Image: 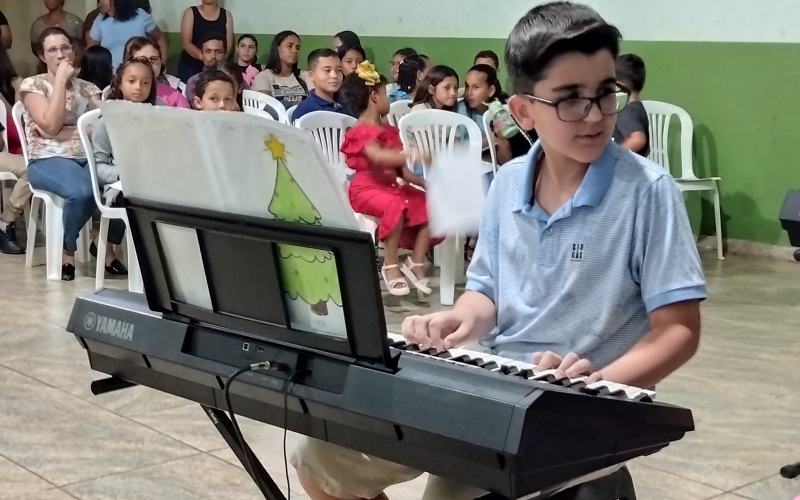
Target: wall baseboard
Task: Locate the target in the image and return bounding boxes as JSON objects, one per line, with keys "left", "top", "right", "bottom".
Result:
{"left": 696, "top": 236, "right": 799, "bottom": 262}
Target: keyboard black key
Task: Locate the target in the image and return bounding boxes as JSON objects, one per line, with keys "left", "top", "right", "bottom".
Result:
{"left": 500, "top": 365, "right": 520, "bottom": 375}
{"left": 478, "top": 361, "right": 499, "bottom": 371}
{"left": 436, "top": 351, "right": 453, "bottom": 359}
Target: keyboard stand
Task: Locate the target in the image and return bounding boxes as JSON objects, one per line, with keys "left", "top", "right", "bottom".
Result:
{"left": 201, "top": 405, "right": 287, "bottom": 500}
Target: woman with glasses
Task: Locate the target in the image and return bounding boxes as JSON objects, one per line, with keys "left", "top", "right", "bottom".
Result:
{"left": 19, "top": 27, "right": 103, "bottom": 281}
{"left": 125, "top": 36, "right": 189, "bottom": 108}
{"left": 87, "top": 0, "right": 167, "bottom": 69}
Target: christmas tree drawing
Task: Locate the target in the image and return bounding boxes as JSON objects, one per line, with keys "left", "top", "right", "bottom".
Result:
{"left": 265, "top": 135, "right": 342, "bottom": 318}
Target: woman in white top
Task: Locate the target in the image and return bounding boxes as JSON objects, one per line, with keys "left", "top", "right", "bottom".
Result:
{"left": 20, "top": 27, "right": 102, "bottom": 280}
{"left": 251, "top": 31, "right": 308, "bottom": 108}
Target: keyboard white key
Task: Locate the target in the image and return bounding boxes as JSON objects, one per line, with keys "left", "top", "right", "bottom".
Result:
{"left": 386, "top": 333, "right": 656, "bottom": 401}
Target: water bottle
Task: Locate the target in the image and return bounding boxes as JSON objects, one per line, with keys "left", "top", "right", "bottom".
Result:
{"left": 487, "top": 100, "right": 520, "bottom": 139}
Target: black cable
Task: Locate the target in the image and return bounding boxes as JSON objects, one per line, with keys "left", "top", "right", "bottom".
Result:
{"left": 223, "top": 361, "right": 291, "bottom": 497}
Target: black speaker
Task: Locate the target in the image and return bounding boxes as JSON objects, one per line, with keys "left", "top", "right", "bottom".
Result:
{"left": 779, "top": 190, "right": 800, "bottom": 249}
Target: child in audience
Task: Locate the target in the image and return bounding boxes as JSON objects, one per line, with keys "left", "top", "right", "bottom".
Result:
{"left": 473, "top": 49, "right": 499, "bottom": 69}
{"left": 125, "top": 36, "right": 190, "bottom": 108}
{"left": 235, "top": 34, "right": 262, "bottom": 88}
{"left": 251, "top": 31, "right": 309, "bottom": 108}
{"left": 335, "top": 61, "right": 432, "bottom": 299}
{"left": 386, "top": 47, "right": 416, "bottom": 95}
{"left": 193, "top": 69, "right": 238, "bottom": 111}
{"left": 185, "top": 32, "right": 227, "bottom": 108}
{"left": 613, "top": 53, "right": 650, "bottom": 157}
{"left": 389, "top": 54, "right": 428, "bottom": 102}
{"left": 337, "top": 43, "right": 365, "bottom": 77}
{"left": 211, "top": 60, "right": 244, "bottom": 110}
{"left": 292, "top": 49, "right": 347, "bottom": 121}
{"left": 90, "top": 56, "right": 160, "bottom": 275}
{"left": 333, "top": 30, "right": 361, "bottom": 51}
{"left": 78, "top": 46, "right": 113, "bottom": 91}
{"left": 410, "top": 64, "right": 459, "bottom": 112}
{"left": 457, "top": 64, "right": 506, "bottom": 143}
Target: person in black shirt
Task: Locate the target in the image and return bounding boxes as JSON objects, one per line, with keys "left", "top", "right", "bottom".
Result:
{"left": 613, "top": 53, "right": 650, "bottom": 157}
{"left": 0, "top": 10, "right": 11, "bottom": 49}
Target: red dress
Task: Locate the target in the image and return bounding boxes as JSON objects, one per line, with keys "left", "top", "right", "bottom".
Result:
{"left": 341, "top": 123, "right": 429, "bottom": 249}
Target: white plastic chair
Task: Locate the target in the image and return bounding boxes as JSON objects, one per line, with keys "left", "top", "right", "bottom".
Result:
{"left": 178, "top": 81, "right": 187, "bottom": 97}
{"left": 398, "top": 109, "right": 485, "bottom": 305}
{"left": 101, "top": 86, "right": 111, "bottom": 101}
{"left": 296, "top": 110, "right": 378, "bottom": 240}
{"left": 286, "top": 105, "right": 298, "bottom": 124}
{"left": 387, "top": 99, "right": 411, "bottom": 127}
{"left": 165, "top": 74, "right": 181, "bottom": 89}
{"left": 242, "top": 89, "right": 287, "bottom": 123}
{"left": 13, "top": 101, "right": 91, "bottom": 280}
{"left": 78, "top": 110, "right": 143, "bottom": 292}
{"left": 0, "top": 109, "right": 31, "bottom": 229}
{"left": 244, "top": 107, "right": 275, "bottom": 121}
{"left": 483, "top": 109, "right": 499, "bottom": 170}
{"left": 643, "top": 100, "right": 723, "bottom": 261}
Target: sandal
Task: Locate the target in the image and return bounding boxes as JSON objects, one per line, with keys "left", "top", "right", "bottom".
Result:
{"left": 381, "top": 264, "right": 410, "bottom": 296}
{"left": 401, "top": 257, "right": 432, "bottom": 301}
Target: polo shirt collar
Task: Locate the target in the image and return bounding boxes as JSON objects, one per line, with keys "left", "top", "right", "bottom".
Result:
{"left": 309, "top": 90, "right": 342, "bottom": 111}
{"left": 513, "top": 140, "right": 616, "bottom": 213}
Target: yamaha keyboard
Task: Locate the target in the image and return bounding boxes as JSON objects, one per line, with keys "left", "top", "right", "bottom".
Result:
{"left": 68, "top": 288, "right": 693, "bottom": 499}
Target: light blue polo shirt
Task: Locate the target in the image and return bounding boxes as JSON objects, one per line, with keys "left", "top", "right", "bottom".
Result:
{"left": 466, "top": 140, "right": 706, "bottom": 370}
{"left": 90, "top": 9, "right": 157, "bottom": 68}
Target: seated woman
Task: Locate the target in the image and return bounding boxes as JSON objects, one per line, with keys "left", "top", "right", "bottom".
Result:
{"left": 90, "top": 56, "right": 161, "bottom": 275}
{"left": 339, "top": 61, "right": 433, "bottom": 300}
{"left": 251, "top": 31, "right": 308, "bottom": 108}
{"left": 235, "top": 34, "right": 262, "bottom": 88}
{"left": 125, "top": 36, "right": 189, "bottom": 108}
{"left": 20, "top": 27, "right": 103, "bottom": 281}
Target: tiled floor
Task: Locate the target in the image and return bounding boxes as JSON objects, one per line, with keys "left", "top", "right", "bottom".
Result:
{"left": 1, "top": 248, "right": 800, "bottom": 500}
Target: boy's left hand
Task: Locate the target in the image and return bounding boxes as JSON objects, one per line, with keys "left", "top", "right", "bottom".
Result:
{"left": 533, "top": 351, "right": 603, "bottom": 383}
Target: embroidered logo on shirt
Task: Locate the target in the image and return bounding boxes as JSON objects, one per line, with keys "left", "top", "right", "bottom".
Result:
{"left": 571, "top": 243, "right": 584, "bottom": 261}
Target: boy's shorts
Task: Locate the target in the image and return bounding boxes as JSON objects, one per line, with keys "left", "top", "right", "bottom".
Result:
{"left": 291, "top": 436, "right": 423, "bottom": 500}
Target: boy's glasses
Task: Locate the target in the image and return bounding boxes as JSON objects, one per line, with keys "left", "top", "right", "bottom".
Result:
{"left": 523, "top": 84, "right": 631, "bottom": 122}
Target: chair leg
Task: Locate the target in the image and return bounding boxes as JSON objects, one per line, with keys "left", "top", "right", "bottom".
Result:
{"left": 25, "top": 196, "right": 41, "bottom": 268}
{"left": 713, "top": 187, "right": 724, "bottom": 261}
{"left": 96, "top": 217, "right": 109, "bottom": 290}
{"left": 454, "top": 234, "right": 466, "bottom": 286}
{"left": 126, "top": 233, "right": 143, "bottom": 293}
{"left": 439, "top": 235, "right": 457, "bottom": 306}
{"left": 45, "top": 201, "right": 64, "bottom": 281}
{"left": 76, "top": 222, "right": 92, "bottom": 264}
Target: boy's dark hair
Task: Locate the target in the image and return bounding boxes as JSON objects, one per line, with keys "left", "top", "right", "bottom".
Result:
{"left": 397, "top": 54, "right": 426, "bottom": 94}
{"left": 337, "top": 43, "right": 366, "bottom": 62}
{"left": 211, "top": 60, "right": 244, "bottom": 91}
{"left": 195, "top": 69, "right": 235, "bottom": 99}
{"left": 108, "top": 57, "right": 158, "bottom": 104}
{"left": 394, "top": 47, "right": 417, "bottom": 58}
{"left": 103, "top": 0, "right": 139, "bottom": 22}
{"left": 505, "top": 1, "right": 622, "bottom": 94}
{"left": 339, "top": 72, "right": 388, "bottom": 115}
{"left": 474, "top": 50, "right": 500, "bottom": 67}
{"left": 198, "top": 32, "right": 227, "bottom": 51}
{"left": 335, "top": 31, "right": 361, "bottom": 48}
{"left": 308, "top": 48, "right": 339, "bottom": 70}
{"left": 616, "top": 53, "right": 646, "bottom": 93}
{"left": 411, "top": 65, "right": 459, "bottom": 110}
{"left": 79, "top": 46, "right": 114, "bottom": 91}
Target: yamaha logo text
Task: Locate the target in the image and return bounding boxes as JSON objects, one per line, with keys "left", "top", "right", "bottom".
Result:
{"left": 83, "top": 312, "right": 134, "bottom": 341}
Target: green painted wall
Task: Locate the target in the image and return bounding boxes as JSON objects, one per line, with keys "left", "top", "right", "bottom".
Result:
{"left": 165, "top": 33, "right": 797, "bottom": 246}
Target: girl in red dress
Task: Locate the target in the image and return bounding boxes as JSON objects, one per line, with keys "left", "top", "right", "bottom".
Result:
{"left": 339, "top": 61, "right": 433, "bottom": 300}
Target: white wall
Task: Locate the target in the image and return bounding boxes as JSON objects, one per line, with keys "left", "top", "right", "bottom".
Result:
{"left": 149, "top": 0, "right": 800, "bottom": 43}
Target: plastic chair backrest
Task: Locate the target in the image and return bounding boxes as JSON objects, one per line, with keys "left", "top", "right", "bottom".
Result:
{"left": 286, "top": 105, "right": 298, "bottom": 124}
{"left": 242, "top": 89, "right": 287, "bottom": 123}
{"left": 483, "top": 109, "right": 499, "bottom": 169}
{"left": 642, "top": 100, "right": 697, "bottom": 180}
{"left": 165, "top": 74, "right": 181, "bottom": 89}
{"left": 0, "top": 109, "right": 6, "bottom": 152}
{"left": 398, "top": 109, "right": 483, "bottom": 177}
{"left": 387, "top": 99, "right": 411, "bottom": 127}
{"left": 11, "top": 101, "right": 30, "bottom": 166}
{"left": 245, "top": 107, "right": 275, "bottom": 121}
{"left": 77, "top": 109, "right": 109, "bottom": 215}
{"left": 102, "top": 86, "right": 111, "bottom": 101}
{"left": 295, "top": 111, "right": 357, "bottom": 186}
{"left": 177, "top": 81, "right": 187, "bottom": 97}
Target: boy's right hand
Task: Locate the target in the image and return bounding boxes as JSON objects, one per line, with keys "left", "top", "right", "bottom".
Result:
{"left": 402, "top": 309, "right": 475, "bottom": 351}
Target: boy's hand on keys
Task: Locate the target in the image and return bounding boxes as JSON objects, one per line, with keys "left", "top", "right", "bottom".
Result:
{"left": 533, "top": 351, "right": 603, "bottom": 383}
{"left": 402, "top": 310, "right": 475, "bottom": 351}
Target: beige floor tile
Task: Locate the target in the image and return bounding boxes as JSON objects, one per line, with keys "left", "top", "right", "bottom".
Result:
{"left": 9, "top": 489, "right": 79, "bottom": 500}
{"left": 0, "top": 455, "right": 54, "bottom": 500}
{"left": 638, "top": 423, "right": 798, "bottom": 492}
{"left": 0, "top": 367, "right": 197, "bottom": 486}
{"left": 733, "top": 473, "right": 800, "bottom": 500}
{"left": 708, "top": 494, "right": 753, "bottom": 500}
{"left": 627, "top": 461, "right": 724, "bottom": 499}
